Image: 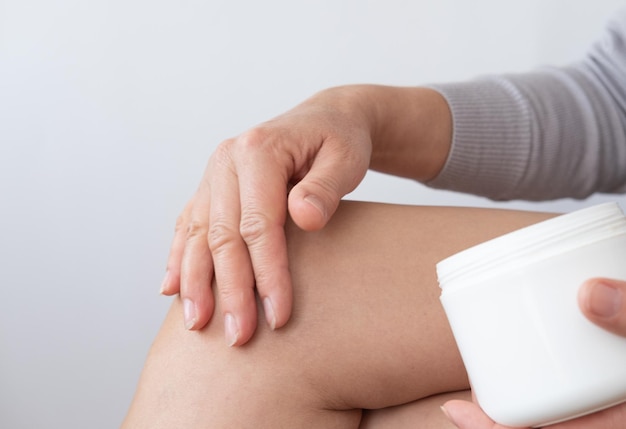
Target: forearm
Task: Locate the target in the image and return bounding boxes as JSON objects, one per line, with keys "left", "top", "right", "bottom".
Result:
{"left": 364, "top": 85, "right": 452, "bottom": 182}
{"left": 429, "top": 11, "right": 626, "bottom": 201}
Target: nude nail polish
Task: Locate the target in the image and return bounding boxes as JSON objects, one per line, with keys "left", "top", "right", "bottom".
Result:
{"left": 588, "top": 281, "right": 622, "bottom": 318}
{"left": 225, "top": 313, "right": 239, "bottom": 347}
{"left": 263, "top": 297, "right": 277, "bottom": 331}
{"left": 440, "top": 406, "right": 458, "bottom": 427}
{"left": 304, "top": 195, "right": 327, "bottom": 220}
{"left": 159, "top": 270, "right": 170, "bottom": 294}
{"left": 183, "top": 299, "right": 197, "bottom": 330}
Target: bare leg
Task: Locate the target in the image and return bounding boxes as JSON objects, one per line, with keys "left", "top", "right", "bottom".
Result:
{"left": 122, "top": 201, "right": 555, "bottom": 429}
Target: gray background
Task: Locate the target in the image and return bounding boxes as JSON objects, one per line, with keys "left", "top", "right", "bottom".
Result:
{"left": 1, "top": 1, "right": 624, "bottom": 427}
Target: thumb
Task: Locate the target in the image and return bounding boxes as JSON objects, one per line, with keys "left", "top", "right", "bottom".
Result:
{"left": 442, "top": 400, "right": 510, "bottom": 429}
{"left": 287, "top": 140, "right": 369, "bottom": 231}
{"left": 578, "top": 277, "right": 626, "bottom": 337}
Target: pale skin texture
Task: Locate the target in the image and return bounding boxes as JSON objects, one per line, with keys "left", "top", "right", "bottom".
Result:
{"left": 152, "top": 84, "right": 626, "bottom": 427}
{"left": 160, "top": 85, "right": 452, "bottom": 345}
{"left": 127, "top": 201, "right": 626, "bottom": 428}
{"left": 123, "top": 201, "right": 555, "bottom": 429}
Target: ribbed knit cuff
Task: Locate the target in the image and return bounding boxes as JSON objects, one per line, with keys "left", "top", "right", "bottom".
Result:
{"left": 426, "top": 78, "right": 533, "bottom": 200}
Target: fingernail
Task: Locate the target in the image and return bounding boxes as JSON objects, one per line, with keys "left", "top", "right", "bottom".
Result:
{"left": 304, "top": 195, "right": 326, "bottom": 220}
{"left": 589, "top": 281, "right": 622, "bottom": 318}
{"left": 225, "top": 313, "right": 240, "bottom": 347}
{"left": 183, "top": 298, "right": 197, "bottom": 330}
{"left": 440, "top": 405, "right": 459, "bottom": 428}
{"left": 263, "top": 297, "right": 277, "bottom": 330}
{"left": 160, "top": 270, "right": 170, "bottom": 294}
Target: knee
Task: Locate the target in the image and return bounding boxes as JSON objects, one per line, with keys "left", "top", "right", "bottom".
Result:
{"left": 123, "top": 297, "right": 359, "bottom": 428}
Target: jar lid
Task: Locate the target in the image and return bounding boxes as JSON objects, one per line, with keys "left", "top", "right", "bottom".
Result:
{"left": 437, "top": 202, "right": 626, "bottom": 294}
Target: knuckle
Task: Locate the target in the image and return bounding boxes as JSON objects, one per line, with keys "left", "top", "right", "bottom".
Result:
{"left": 232, "top": 126, "right": 297, "bottom": 173}
{"left": 186, "top": 219, "right": 207, "bottom": 240}
{"left": 174, "top": 213, "right": 187, "bottom": 234}
{"left": 218, "top": 285, "right": 247, "bottom": 306}
{"left": 239, "top": 211, "right": 272, "bottom": 246}
{"left": 209, "top": 141, "right": 236, "bottom": 171}
{"left": 238, "top": 127, "right": 293, "bottom": 163}
{"left": 207, "top": 220, "right": 238, "bottom": 252}
{"left": 174, "top": 199, "right": 195, "bottom": 234}
{"left": 237, "top": 127, "right": 270, "bottom": 151}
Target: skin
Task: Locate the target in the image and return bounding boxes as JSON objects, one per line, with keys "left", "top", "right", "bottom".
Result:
{"left": 154, "top": 83, "right": 626, "bottom": 427}
{"left": 124, "top": 201, "right": 555, "bottom": 429}
{"left": 160, "top": 85, "right": 452, "bottom": 345}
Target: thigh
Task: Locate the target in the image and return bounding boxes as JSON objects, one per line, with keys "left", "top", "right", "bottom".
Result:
{"left": 280, "top": 201, "right": 554, "bottom": 410}
{"left": 122, "top": 201, "right": 555, "bottom": 429}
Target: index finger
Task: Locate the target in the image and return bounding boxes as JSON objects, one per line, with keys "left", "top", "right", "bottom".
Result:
{"left": 236, "top": 135, "right": 294, "bottom": 331}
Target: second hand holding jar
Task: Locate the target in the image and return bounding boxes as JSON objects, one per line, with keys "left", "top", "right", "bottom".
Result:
{"left": 437, "top": 202, "right": 626, "bottom": 428}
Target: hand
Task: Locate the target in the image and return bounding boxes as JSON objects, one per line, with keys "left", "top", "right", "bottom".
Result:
{"left": 441, "top": 396, "right": 626, "bottom": 429}
{"left": 159, "top": 85, "right": 451, "bottom": 346}
{"left": 441, "top": 277, "right": 626, "bottom": 428}
{"left": 161, "top": 88, "right": 373, "bottom": 346}
{"left": 578, "top": 277, "right": 626, "bottom": 336}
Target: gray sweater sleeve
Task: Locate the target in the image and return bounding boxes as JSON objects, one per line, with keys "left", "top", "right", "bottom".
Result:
{"left": 427, "top": 9, "right": 626, "bottom": 201}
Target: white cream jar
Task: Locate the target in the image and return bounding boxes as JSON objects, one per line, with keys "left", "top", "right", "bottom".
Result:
{"left": 437, "top": 202, "right": 626, "bottom": 427}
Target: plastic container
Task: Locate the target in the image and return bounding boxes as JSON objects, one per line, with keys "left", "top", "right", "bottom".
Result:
{"left": 437, "top": 202, "right": 626, "bottom": 427}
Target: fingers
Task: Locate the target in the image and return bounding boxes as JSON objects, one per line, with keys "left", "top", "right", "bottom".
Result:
{"left": 237, "top": 137, "right": 293, "bottom": 332}
{"left": 162, "top": 135, "right": 295, "bottom": 345}
{"left": 207, "top": 144, "right": 257, "bottom": 346}
{"left": 161, "top": 111, "right": 371, "bottom": 346}
{"left": 161, "top": 194, "right": 217, "bottom": 332}
{"left": 579, "top": 277, "right": 626, "bottom": 337}
{"left": 160, "top": 205, "right": 188, "bottom": 296}
{"left": 441, "top": 400, "right": 505, "bottom": 429}
{"left": 179, "top": 190, "right": 216, "bottom": 331}
{"left": 288, "top": 135, "right": 370, "bottom": 231}
{"left": 206, "top": 129, "right": 370, "bottom": 344}
{"left": 442, "top": 399, "right": 626, "bottom": 429}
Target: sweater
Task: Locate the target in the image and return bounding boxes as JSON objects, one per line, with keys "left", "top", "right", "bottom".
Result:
{"left": 428, "top": 9, "right": 626, "bottom": 201}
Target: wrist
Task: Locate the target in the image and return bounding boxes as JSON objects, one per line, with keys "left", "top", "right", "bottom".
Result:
{"left": 340, "top": 85, "right": 452, "bottom": 182}
{"left": 310, "top": 84, "right": 452, "bottom": 182}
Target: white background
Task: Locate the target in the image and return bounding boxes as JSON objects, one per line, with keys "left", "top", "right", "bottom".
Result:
{"left": 1, "top": 1, "right": 624, "bottom": 427}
